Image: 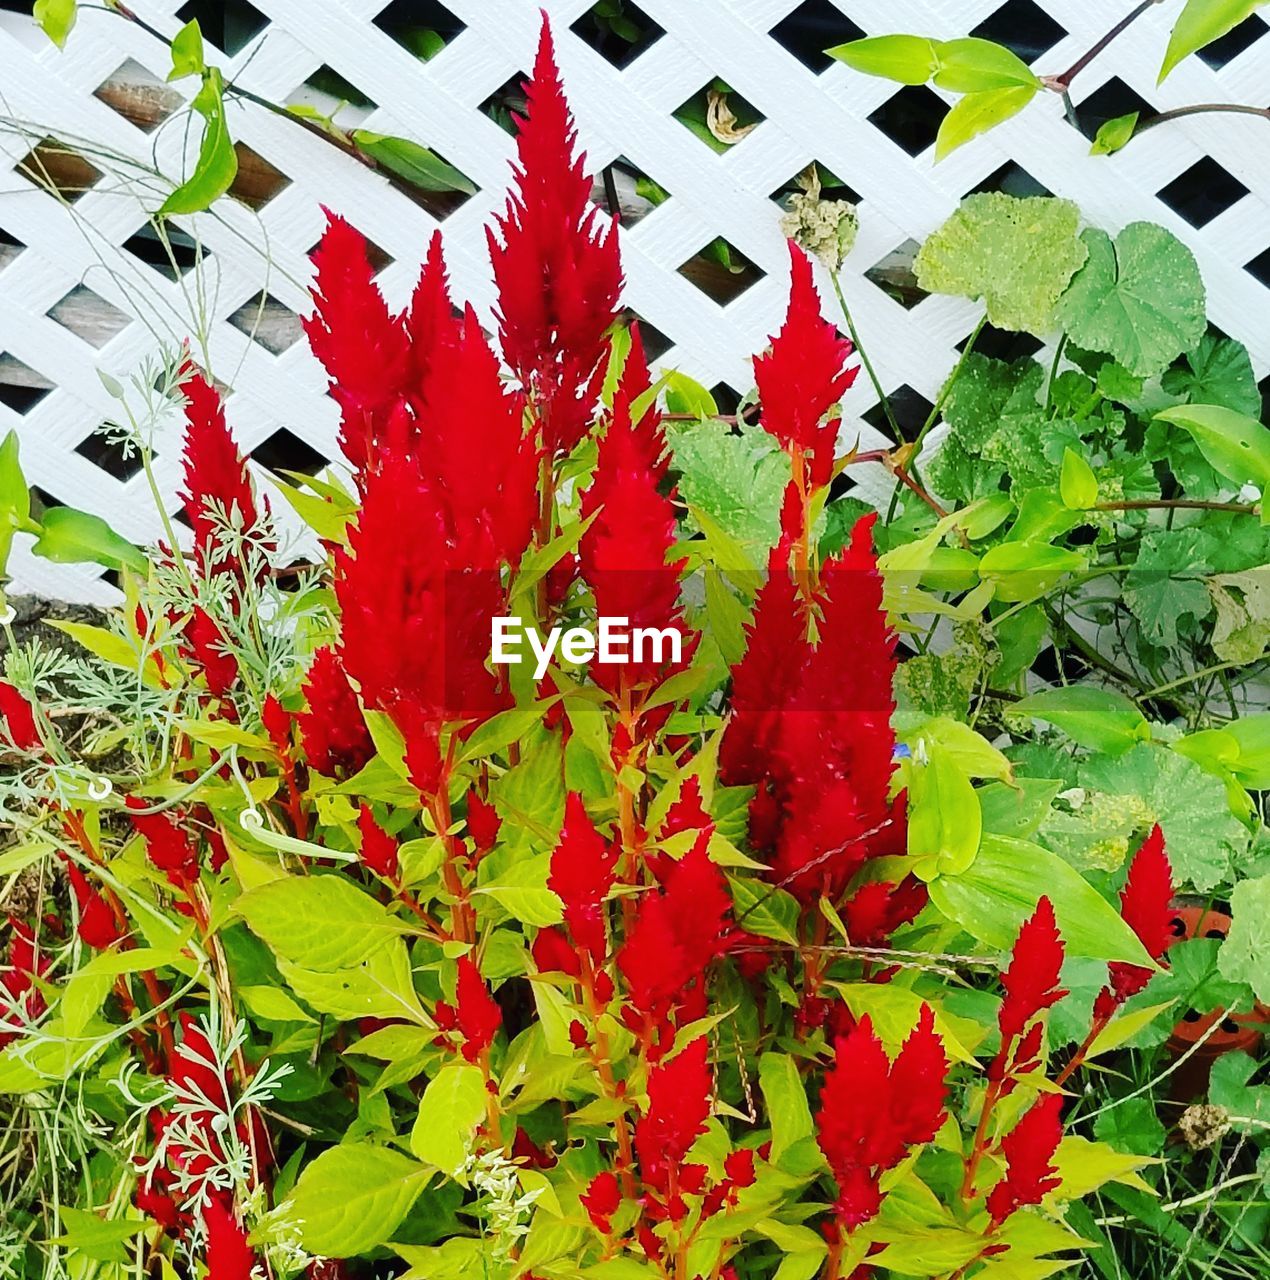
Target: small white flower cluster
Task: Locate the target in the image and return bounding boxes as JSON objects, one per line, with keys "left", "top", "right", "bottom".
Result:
{"left": 463, "top": 1148, "right": 544, "bottom": 1263}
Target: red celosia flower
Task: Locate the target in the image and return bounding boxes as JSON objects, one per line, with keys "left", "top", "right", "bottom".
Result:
{"left": 171, "top": 1013, "right": 230, "bottom": 1114}
{"left": 579, "top": 328, "right": 688, "bottom": 693}
{"left": 531, "top": 925, "right": 582, "bottom": 979}
{"left": 297, "top": 646, "right": 374, "bottom": 779}
{"left": 634, "top": 1038, "right": 712, "bottom": 1200}
{"left": 62, "top": 859, "right": 122, "bottom": 950}
{"left": 753, "top": 242, "right": 857, "bottom": 487}
{"left": 182, "top": 607, "right": 239, "bottom": 697}
{"left": 1098, "top": 825, "right": 1173, "bottom": 1016}
{"left": 581, "top": 1169, "right": 621, "bottom": 1234}
{"left": 986, "top": 1093, "right": 1064, "bottom": 1225}
{"left": 0, "top": 680, "right": 39, "bottom": 751}
{"left": 842, "top": 879, "right": 928, "bottom": 947}
{"left": 455, "top": 956, "right": 501, "bottom": 1063}
{"left": 486, "top": 15, "right": 622, "bottom": 457}
{"left": 202, "top": 1196, "right": 259, "bottom": 1280}
{"left": 816, "top": 1006, "right": 948, "bottom": 1230}
{"left": 724, "top": 1147, "right": 757, "bottom": 1189}
{"left": 405, "top": 229, "right": 461, "bottom": 403}
{"left": 126, "top": 796, "right": 199, "bottom": 889}
{"left": 998, "top": 897, "right": 1067, "bottom": 1043}
{"left": 658, "top": 776, "right": 713, "bottom": 841}
{"left": 261, "top": 693, "right": 291, "bottom": 755}
{"left": 179, "top": 370, "right": 268, "bottom": 576}
{"left": 1, "top": 918, "right": 51, "bottom": 1049}
{"left": 357, "top": 805, "right": 399, "bottom": 882}
{"left": 465, "top": 789, "right": 502, "bottom": 853}
{"left": 549, "top": 793, "right": 617, "bottom": 964}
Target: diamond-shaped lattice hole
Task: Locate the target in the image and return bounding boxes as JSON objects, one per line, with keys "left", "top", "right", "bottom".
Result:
{"left": 1157, "top": 157, "right": 1249, "bottom": 228}
{"left": 674, "top": 82, "right": 766, "bottom": 153}
{"left": 0, "top": 356, "right": 52, "bottom": 415}
{"left": 94, "top": 59, "right": 183, "bottom": 134}
{"left": 175, "top": 0, "right": 268, "bottom": 56}
{"left": 75, "top": 428, "right": 142, "bottom": 482}
{"left": 960, "top": 324, "right": 1044, "bottom": 361}
{"left": 0, "top": 228, "right": 24, "bottom": 273}
{"left": 227, "top": 292, "right": 304, "bottom": 355}
{"left": 971, "top": 0, "right": 1066, "bottom": 61}
{"left": 229, "top": 143, "right": 292, "bottom": 209}
{"left": 481, "top": 71, "right": 529, "bottom": 134}
{"left": 14, "top": 138, "right": 103, "bottom": 203}
{"left": 678, "top": 240, "right": 766, "bottom": 305}
{"left": 1073, "top": 77, "right": 1152, "bottom": 142}
{"left": 770, "top": 161, "right": 862, "bottom": 214}
{"left": 624, "top": 314, "right": 673, "bottom": 363}
{"left": 1245, "top": 245, "right": 1270, "bottom": 289}
{"left": 47, "top": 286, "right": 131, "bottom": 349}
{"left": 301, "top": 65, "right": 378, "bottom": 110}
{"left": 867, "top": 86, "right": 945, "bottom": 158}
{"left": 253, "top": 427, "right": 328, "bottom": 476}
{"left": 571, "top": 2, "right": 664, "bottom": 69}
{"left": 1199, "top": 14, "right": 1268, "bottom": 68}
{"left": 710, "top": 383, "right": 741, "bottom": 416}
{"left": 770, "top": 0, "right": 864, "bottom": 74}
{"left": 373, "top": 0, "right": 466, "bottom": 59}
{"left": 122, "top": 228, "right": 199, "bottom": 281}
{"left": 862, "top": 385, "right": 934, "bottom": 440}
{"left": 864, "top": 239, "right": 926, "bottom": 310}
{"left": 968, "top": 161, "right": 1050, "bottom": 199}
{"left": 308, "top": 230, "right": 393, "bottom": 275}
{"left": 592, "top": 158, "right": 670, "bottom": 227}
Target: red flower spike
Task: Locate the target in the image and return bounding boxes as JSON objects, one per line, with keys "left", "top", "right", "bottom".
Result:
{"left": 753, "top": 242, "right": 857, "bottom": 488}
{"left": 531, "top": 925, "right": 582, "bottom": 978}
{"left": 634, "top": 1038, "right": 712, "bottom": 1196}
{"left": 465, "top": 788, "right": 502, "bottom": 853}
{"left": 487, "top": 14, "right": 622, "bottom": 456}
{"left": 455, "top": 956, "right": 501, "bottom": 1062}
{"left": 998, "top": 897, "right": 1067, "bottom": 1043}
{"left": 405, "top": 229, "right": 461, "bottom": 398}
{"left": 62, "top": 860, "right": 122, "bottom": 950}
{"left": 0, "top": 681, "right": 40, "bottom": 751}
{"left": 888, "top": 1004, "right": 949, "bottom": 1147}
{"left": 261, "top": 694, "right": 291, "bottom": 755}
{"left": 581, "top": 1169, "right": 621, "bottom": 1233}
{"left": 357, "top": 805, "right": 399, "bottom": 882}
{"left": 1, "top": 918, "right": 51, "bottom": 1050}
{"left": 986, "top": 1093, "right": 1064, "bottom": 1225}
{"left": 724, "top": 1147, "right": 757, "bottom": 1189}
{"left": 125, "top": 796, "right": 199, "bottom": 889}
{"left": 659, "top": 776, "right": 713, "bottom": 840}
{"left": 203, "top": 1197, "right": 259, "bottom": 1280}
{"left": 1105, "top": 824, "right": 1174, "bottom": 1006}
{"left": 298, "top": 646, "right": 374, "bottom": 779}
{"left": 183, "top": 607, "right": 239, "bottom": 698}
{"left": 549, "top": 793, "right": 617, "bottom": 964}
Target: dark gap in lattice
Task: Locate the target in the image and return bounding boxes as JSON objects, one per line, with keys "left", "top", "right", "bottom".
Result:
{"left": 0, "top": 357, "right": 51, "bottom": 414}
{"left": 590, "top": 157, "right": 672, "bottom": 227}
{"left": 1156, "top": 157, "right": 1249, "bottom": 228}
{"left": 1199, "top": 15, "right": 1268, "bottom": 68}
{"left": 47, "top": 286, "right": 131, "bottom": 349}
{"left": 1260, "top": 372, "right": 1270, "bottom": 424}
{"left": 710, "top": 383, "right": 741, "bottom": 416}
{"left": 623, "top": 314, "right": 673, "bottom": 363}
{"left": 863, "top": 239, "right": 925, "bottom": 309}
{"left": 75, "top": 429, "right": 143, "bottom": 482}
{"left": 862, "top": 385, "right": 934, "bottom": 441}
{"left": 174, "top": 0, "right": 269, "bottom": 57}
{"left": 770, "top": 161, "right": 862, "bottom": 211}
{"left": 302, "top": 65, "right": 378, "bottom": 111}
{"left": 1244, "top": 245, "right": 1270, "bottom": 289}
{"left": 93, "top": 59, "right": 184, "bottom": 134}
{"left": 0, "top": 228, "right": 25, "bottom": 274}
{"left": 252, "top": 427, "right": 328, "bottom": 476}
{"left": 770, "top": 0, "right": 864, "bottom": 74}
{"left": 226, "top": 292, "right": 305, "bottom": 355}
{"left": 1071, "top": 77, "right": 1153, "bottom": 142}
{"left": 967, "top": 161, "right": 1050, "bottom": 199}
{"left": 480, "top": 71, "right": 530, "bottom": 134}
{"left": 959, "top": 325, "right": 1044, "bottom": 361}
{"left": 570, "top": 2, "right": 665, "bottom": 69}
{"left": 121, "top": 228, "right": 199, "bottom": 281}
{"left": 867, "top": 85, "right": 945, "bottom": 157}
{"left": 678, "top": 240, "right": 766, "bottom": 305}
{"left": 970, "top": 0, "right": 1066, "bottom": 61}
{"left": 673, "top": 81, "right": 767, "bottom": 153}
{"left": 29, "top": 488, "right": 64, "bottom": 520}
{"left": 13, "top": 137, "right": 103, "bottom": 203}
{"left": 307, "top": 230, "right": 393, "bottom": 275}
{"left": 229, "top": 142, "right": 292, "bottom": 209}
{"left": 373, "top": 0, "right": 466, "bottom": 60}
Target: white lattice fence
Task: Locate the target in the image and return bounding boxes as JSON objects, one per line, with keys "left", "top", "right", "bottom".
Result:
{"left": 2, "top": 0, "right": 1270, "bottom": 602}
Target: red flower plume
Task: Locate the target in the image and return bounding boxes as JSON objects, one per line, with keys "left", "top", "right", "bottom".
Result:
{"left": 357, "top": 805, "right": 399, "bottom": 882}
{"left": 634, "top": 1038, "right": 712, "bottom": 1198}
{"left": 1099, "top": 825, "right": 1174, "bottom": 1014}
{"left": 182, "top": 607, "right": 239, "bottom": 698}
{"left": 1, "top": 918, "right": 51, "bottom": 1050}
{"left": 62, "top": 860, "right": 122, "bottom": 950}
{"left": 549, "top": 793, "right": 617, "bottom": 964}
{"left": 581, "top": 1170, "right": 621, "bottom": 1234}
{"left": 298, "top": 646, "right": 374, "bottom": 779}
{"left": 986, "top": 1093, "right": 1064, "bottom": 1225}
{"left": 455, "top": 956, "right": 501, "bottom": 1063}
{"left": 125, "top": 796, "right": 199, "bottom": 889}
{"left": 465, "top": 788, "right": 502, "bottom": 854}
{"left": 753, "top": 242, "right": 857, "bottom": 487}
{"left": 202, "top": 1196, "right": 259, "bottom": 1280}
{"left": 487, "top": 14, "right": 622, "bottom": 456}
{"left": 998, "top": 897, "right": 1067, "bottom": 1043}
{"left": 0, "top": 680, "right": 40, "bottom": 751}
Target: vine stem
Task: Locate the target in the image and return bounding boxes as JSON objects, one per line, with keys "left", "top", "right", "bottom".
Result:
{"left": 1137, "top": 103, "right": 1270, "bottom": 131}
{"left": 1142, "top": 657, "right": 1250, "bottom": 700}
{"left": 1096, "top": 498, "right": 1256, "bottom": 515}
{"left": 1045, "top": 0, "right": 1165, "bottom": 92}
{"left": 828, "top": 269, "right": 900, "bottom": 441}
{"left": 909, "top": 312, "right": 988, "bottom": 472}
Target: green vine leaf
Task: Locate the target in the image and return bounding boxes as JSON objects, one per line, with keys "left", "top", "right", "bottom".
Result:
{"left": 158, "top": 69, "right": 238, "bottom": 216}
{"left": 351, "top": 131, "right": 477, "bottom": 194}
{"left": 931, "top": 38, "right": 1042, "bottom": 92}
{"left": 1218, "top": 874, "right": 1270, "bottom": 1002}
{"left": 30, "top": 507, "right": 147, "bottom": 573}
{"left": 33, "top": 0, "right": 76, "bottom": 49}
{"left": 168, "top": 18, "right": 206, "bottom": 81}
{"left": 934, "top": 85, "right": 1038, "bottom": 160}
{"left": 1090, "top": 112, "right": 1139, "bottom": 156}
{"left": 1153, "top": 404, "right": 1270, "bottom": 492}
{"left": 1160, "top": 0, "right": 1269, "bottom": 82}
{"left": 825, "top": 34, "right": 940, "bottom": 84}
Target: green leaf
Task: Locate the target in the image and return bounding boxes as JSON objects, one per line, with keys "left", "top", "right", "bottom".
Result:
{"left": 729, "top": 876, "right": 800, "bottom": 947}
{"left": 758, "top": 1053, "right": 814, "bottom": 1164}
{"left": 909, "top": 742, "right": 982, "bottom": 881}
{"left": 1060, "top": 447, "right": 1098, "bottom": 509}
{"left": 929, "top": 834, "right": 1156, "bottom": 966}
{"left": 239, "top": 984, "right": 316, "bottom": 1024}
{"left": 33, "top": 0, "right": 76, "bottom": 48}
{"left": 934, "top": 85, "right": 1038, "bottom": 160}
{"left": 1123, "top": 528, "right": 1214, "bottom": 649}
{"left": 932, "top": 38, "right": 1041, "bottom": 92}
{"left": 351, "top": 130, "right": 476, "bottom": 194}
{"left": 1153, "top": 404, "right": 1270, "bottom": 491}
{"left": 1052, "top": 1136, "right": 1153, "bottom": 1198}
{"left": 1055, "top": 224, "right": 1206, "bottom": 377}
{"left": 473, "top": 855, "right": 564, "bottom": 927}
{"left": 979, "top": 540, "right": 1085, "bottom": 603}
{"left": 914, "top": 194, "right": 1087, "bottom": 334}
{"left": 168, "top": 19, "right": 205, "bottom": 80}
{"left": 1012, "top": 686, "right": 1150, "bottom": 755}
{"left": 1218, "top": 874, "right": 1270, "bottom": 1002}
{"left": 1160, "top": 0, "right": 1268, "bottom": 82}
{"left": 238, "top": 875, "right": 410, "bottom": 970}
{"left": 1090, "top": 111, "right": 1139, "bottom": 155}
{"left": 48, "top": 1209, "right": 146, "bottom": 1262}
{"left": 411, "top": 1062, "right": 486, "bottom": 1175}
{"left": 825, "top": 34, "right": 940, "bottom": 85}
{"left": 158, "top": 69, "right": 238, "bottom": 216}
{"left": 1094, "top": 1097, "right": 1166, "bottom": 1157}
{"left": 49, "top": 620, "right": 160, "bottom": 684}
{"left": 460, "top": 697, "right": 555, "bottom": 762}
{"left": 278, "top": 941, "right": 428, "bottom": 1024}
{"left": 1162, "top": 334, "right": 1261, "bottom": 415}
{"left": 31, "top": 507, "right": 147, "bottom": 573}
{"left": 282, "top": 1144, "right": 431, "bottom": 1256}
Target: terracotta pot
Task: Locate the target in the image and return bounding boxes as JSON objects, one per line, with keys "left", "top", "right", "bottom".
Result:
{"left": 1165, "top": 904, "right": 1269, "bottom": 1100}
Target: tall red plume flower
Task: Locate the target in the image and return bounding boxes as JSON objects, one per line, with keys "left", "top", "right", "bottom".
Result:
{"left": 549, "top": 793, "right": 617, "bottom": 964}
{"left": 261, "top": 693, "right": 291, "bottom": 755}
{"left": 179, "top": 371, "right": 268, "bottom": 575}
{"left": 0, "top": 680, "right": 40, "bottom": 751}
{"left": 1, "top": 918, "right": 51, "bottom": 1049}
{"left": 202, "top": 1196, "right": 259, "bottom": 1280}
{"left": 754, "top": 242, "right": 857, "bottom": 488}
{"left": 634, "top": 1038, "right": 712, "bottom": 1201}
{"left": 298, "top": 646, "right": 375, "bottom": 779}
{"left": 985, "top": 1093, "right": 1064, "bottom": 1225}
{"left": 182, "top": 607, "right": 239, "bottom": 698}
{"left": 466, "top": 788, "right": 502, "bottom": 854}
{"left": 358, "top": 805, "right": 400, "bottom": 882}
{"left": 1098, "top": 825, "right": 1173, "bottom": 1016}
{"left": 487, "top": 14, "right": 622, "bottom": 457}
{"left": 125, "top": 797, "right": 199, "bottom": 889}
{"left": 842, "top": 879, "right": 928, "bottom": 947}
{"left": 406, "top": 229, "right": 461, "bottom": 399}
{"left": 579, "top": 328, "right": 688, "bottom": 693}
{"left": 455, "top": 956, "right": 502, "bottom": 1062}
{"left": 304, "top": 211, "right": 412, "bottom": 476}
{"left": 581, "top": 1169, "right": 621, "bottom": 1234}
{"left": 816, "top": 1006, "right": 948, "bottom": 1230}
{"left": 62, "top": 859, "right": 122, "bottom": 950}
{"left": 998, "top": 897, "right": 1067, "bottom": 1043}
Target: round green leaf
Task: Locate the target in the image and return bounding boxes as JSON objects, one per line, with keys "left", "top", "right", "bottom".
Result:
{"left": 1218, "top": 874, "right": 1270, "bottom": 1002}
